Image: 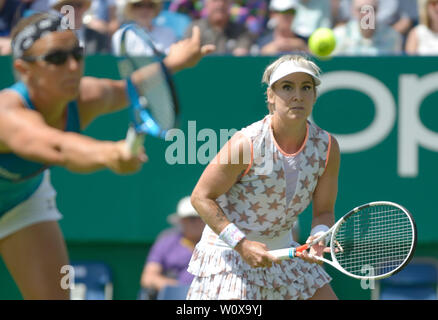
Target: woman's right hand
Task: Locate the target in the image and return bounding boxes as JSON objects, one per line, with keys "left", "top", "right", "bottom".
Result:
{"left": 105, "top": 140, "right": 148, "bottom": 174}
{"left": 234, "top": 239, "right": 280, "bottom": 269}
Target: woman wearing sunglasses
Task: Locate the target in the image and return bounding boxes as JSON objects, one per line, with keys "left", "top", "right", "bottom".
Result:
{"left": 0, "top": 12, "right": 214, "bottom": 299}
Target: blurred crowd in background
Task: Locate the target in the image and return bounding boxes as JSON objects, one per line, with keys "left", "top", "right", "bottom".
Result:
{"left": 0, "top": 0, "right": 437, "bottom": 57}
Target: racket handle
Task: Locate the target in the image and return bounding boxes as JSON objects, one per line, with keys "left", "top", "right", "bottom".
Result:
{"left": 126, "top": 126, "right": 145, "bottom": 155}
{"left": 269, "top": 248, "right": 297, "bottom": 260}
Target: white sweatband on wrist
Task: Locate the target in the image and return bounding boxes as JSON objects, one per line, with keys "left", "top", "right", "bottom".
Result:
{"left": 310, "top": 224, "right": 330, "bottom": 245}
{"left": 219, "top": 223, "right": 246, "bottom": 249}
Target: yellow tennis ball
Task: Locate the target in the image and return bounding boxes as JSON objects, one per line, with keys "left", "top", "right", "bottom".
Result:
{"left": 308, "top": 28, "right": 336, "bottom": 58}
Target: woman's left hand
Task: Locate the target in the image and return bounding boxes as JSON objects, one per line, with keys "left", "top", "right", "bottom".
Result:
{"left": 297, "top": 235, "right": 330, "bottom": 265}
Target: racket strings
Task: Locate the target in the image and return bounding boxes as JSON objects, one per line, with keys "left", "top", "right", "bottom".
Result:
{"left": 119, "top": 54, "right": 177, "bottom": 136}
{"left": 333, "top": 205, "right": 414, "bottom": 278}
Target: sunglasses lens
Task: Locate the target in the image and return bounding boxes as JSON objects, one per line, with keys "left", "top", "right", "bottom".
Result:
{"left": 44, "top": 47, "right": 84, "bottom": 65}
{"left": 72, "top": 47, "right": 84, "bottom": 61}
{"left": 45, "top": 51, "right": 68, "bottom": 65}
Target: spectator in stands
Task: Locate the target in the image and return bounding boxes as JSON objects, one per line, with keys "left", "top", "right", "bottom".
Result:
{"left": 112, "top": 0, "right": 178, "bottom": 56}
{"left": 338, "top": 0, "right": 418, "bottom": 40}
{"left": 378, "top": 0, "right": 418, "bottom": 38}
{"left": 257, "top": 0, "right": 307, "bottom": 55}
{"left": 292, "top": 0, "right": 333, "bottom": 39}
{"left": 333, "top": 0, "right": 403, "bottom": 55}
{"left": 169, "top": 0, "right": 204, "bottom": 20}
{"left": 50, "top": 0, "right": 110, "bottom": 54}
{"left": 138, "top": 196, "right": 205, "bottom": 300}
{"left": 84, "top": 0, "right": 120, "bottom": 36}
{"left": 405, "top": 0, "right": 438, "bottom": 55}
{"left": 0, "top": 0, "right": 23, "bottom": 55}
{"left": 184, "top": 0, "right": 253, "bottom": 56}
{"left": 228, "top": 0, "right": 268, "bottom": 37}
{"left": 170, "top": 0, "right": 268, "bottom": 38}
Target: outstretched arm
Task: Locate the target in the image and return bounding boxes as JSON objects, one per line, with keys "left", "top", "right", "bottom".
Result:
{"left": 0, "top": 91, "right": 146, "bottom": 174}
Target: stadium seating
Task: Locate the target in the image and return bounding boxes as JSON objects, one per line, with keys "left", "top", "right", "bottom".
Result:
{"left": 70, "top": 261, "right": 113, "bottom": 300}
{"left": 156, "top": 284, "right": 191, "bottom": 300}
{"left": 372, "top": 258, "right": 438, "bottom": 300}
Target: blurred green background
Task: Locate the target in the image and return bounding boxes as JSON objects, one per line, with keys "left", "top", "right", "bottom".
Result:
{"left": 0, "top": 55, "right": 437, "bottom": 299}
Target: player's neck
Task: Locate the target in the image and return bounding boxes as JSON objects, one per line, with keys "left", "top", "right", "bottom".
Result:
{"left": 271, "top": 116, "right": 307, "bottom": 154}
{"left": 28, "top": 87, "right": 69, "bottom": 126}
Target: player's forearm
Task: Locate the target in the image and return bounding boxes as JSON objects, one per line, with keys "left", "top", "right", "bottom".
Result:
{"left": 56, "top": 132, "right": 118, "bottom": 173}
{"left": 13, "top": 131, "right": 114, "bottom": 173}
{"left": 311, "top": 211, "right": 335, "bottom": 230}
{"left": 190, "top": 194, "right": 231, "bottom": 235}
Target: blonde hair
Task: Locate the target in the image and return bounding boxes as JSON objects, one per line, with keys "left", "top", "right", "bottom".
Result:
{"left": 418, "top": 0, "right": 435, "bottom": 29}
{"left": 262, "top": 54, "right": 321, "bottom": 113}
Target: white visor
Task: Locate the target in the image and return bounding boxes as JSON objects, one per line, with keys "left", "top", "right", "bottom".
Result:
{"left": 269, "top": 60, "right": 321, "bottom": 87}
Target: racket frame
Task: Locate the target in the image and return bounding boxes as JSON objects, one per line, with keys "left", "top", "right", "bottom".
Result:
{"left": 117, "top": 22, "right": 179, "bottom": 154}
{"left": 270, "top": 201, "right": 417, "bottom": 280}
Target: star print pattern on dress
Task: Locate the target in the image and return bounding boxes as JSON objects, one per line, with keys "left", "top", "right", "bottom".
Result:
{"left": 187, "top": 114, "right": 332, "bottom": 300}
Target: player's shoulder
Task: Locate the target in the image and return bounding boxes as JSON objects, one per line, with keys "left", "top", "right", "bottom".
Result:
{"left": 0, "top": 88, "right": 25, "bottom": 112}
{"left": 240, "top": 115, "right": 271, "bottom": 138}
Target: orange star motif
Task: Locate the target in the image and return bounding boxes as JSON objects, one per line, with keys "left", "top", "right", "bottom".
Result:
{"left": 259, "top": 228, "right": 272, "bottom": 236}
{"left": 278, "top": 190, "right": 286, "bottom": 200}
{"left": 276, "top": 170, "right": 285, "bottom": 179}
{"left": 238, "top": 211, "right": 250, "bottom": 224}
{"left": 255, "top": 213, "right": 268, "bottom": 225}
{"left": 272, "top": 217, "right": 282, "bottom": 226}
{"left": 319, "top": 158, "right": 326, "bottom": 169}
{"left": 268, "top": 199, "right": 280, "bottom": 210}
{"left": 310, "top": 136, "right": 321, "bottom": 148}
{"left": 264, "top": 185, "right": 276, "bottom": 197}
{"left": 224, "top": 202, "right": 236, "bottom": 213}
{"left": 249, "top": 201, "right": 262, "bottom": 213}
{"left": 237, "top": 190, "right": 248, "bottom": 202}
{"left": 300, "top": 176, "right": 310, "bottom": 189}
{"left": 292, "top": 194, "right": 302, "bottom": 205}
{"left": 306, "top": 153, "right": 317, "bottom": 167}
{"left": 244, "top": 183, "right": 257, "bottom": 195}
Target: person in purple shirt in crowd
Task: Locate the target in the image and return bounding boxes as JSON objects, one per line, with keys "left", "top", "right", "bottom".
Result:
{"left": 138, "top": 196, "right": 205, "bottom": 300}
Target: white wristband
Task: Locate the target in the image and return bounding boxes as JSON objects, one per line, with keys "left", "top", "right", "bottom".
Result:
{"left": 219, "top": 223, "right": 246, "bottom": 249}
{"left": 310, "top": 224, "right": 330, "bottom": 245}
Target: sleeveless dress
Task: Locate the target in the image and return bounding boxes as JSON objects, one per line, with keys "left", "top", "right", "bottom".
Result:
{"left": 187, "top": 114, "right": 333, "bottom": 300}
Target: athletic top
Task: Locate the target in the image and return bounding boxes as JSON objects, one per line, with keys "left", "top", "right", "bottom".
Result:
{"left": 188, "top": 114, "right": 332, "bottom": 282}
{"left": 0, "top": 82, "right": 80, "bottom": 216}
{"left": 415, "top": 24, "right": 438, "bottom": 56}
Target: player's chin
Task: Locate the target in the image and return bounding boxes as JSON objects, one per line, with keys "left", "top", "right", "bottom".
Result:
{"left": 285, "top": 109, "right": 308, "bottom": 120}
{"left": 61, "top": 81, "right": 81, "bottom": 96}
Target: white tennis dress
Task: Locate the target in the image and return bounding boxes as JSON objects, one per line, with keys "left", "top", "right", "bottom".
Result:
{"left": 187, "top": 115, "right": 333, "bottom": 300}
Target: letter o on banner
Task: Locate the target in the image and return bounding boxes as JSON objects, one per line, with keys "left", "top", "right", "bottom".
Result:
{"left": 312, "top": 71, "right": 396, "bottom": 153}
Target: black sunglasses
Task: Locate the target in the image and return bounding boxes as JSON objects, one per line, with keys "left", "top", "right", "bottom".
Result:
{"left": 21, "top": 46, "right": 84, "bottom": 65}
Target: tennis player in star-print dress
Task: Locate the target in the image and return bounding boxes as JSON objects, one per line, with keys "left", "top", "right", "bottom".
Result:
{"left": 187, "top": 54, "right": 341, "bottom": 300}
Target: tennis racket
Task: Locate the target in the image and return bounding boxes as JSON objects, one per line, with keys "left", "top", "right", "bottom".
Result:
{"left": 269, "top": 201, "right": 417, "bottom": 280}
{"left": 117, "top": 22, "right": 179, "bottom": 155}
